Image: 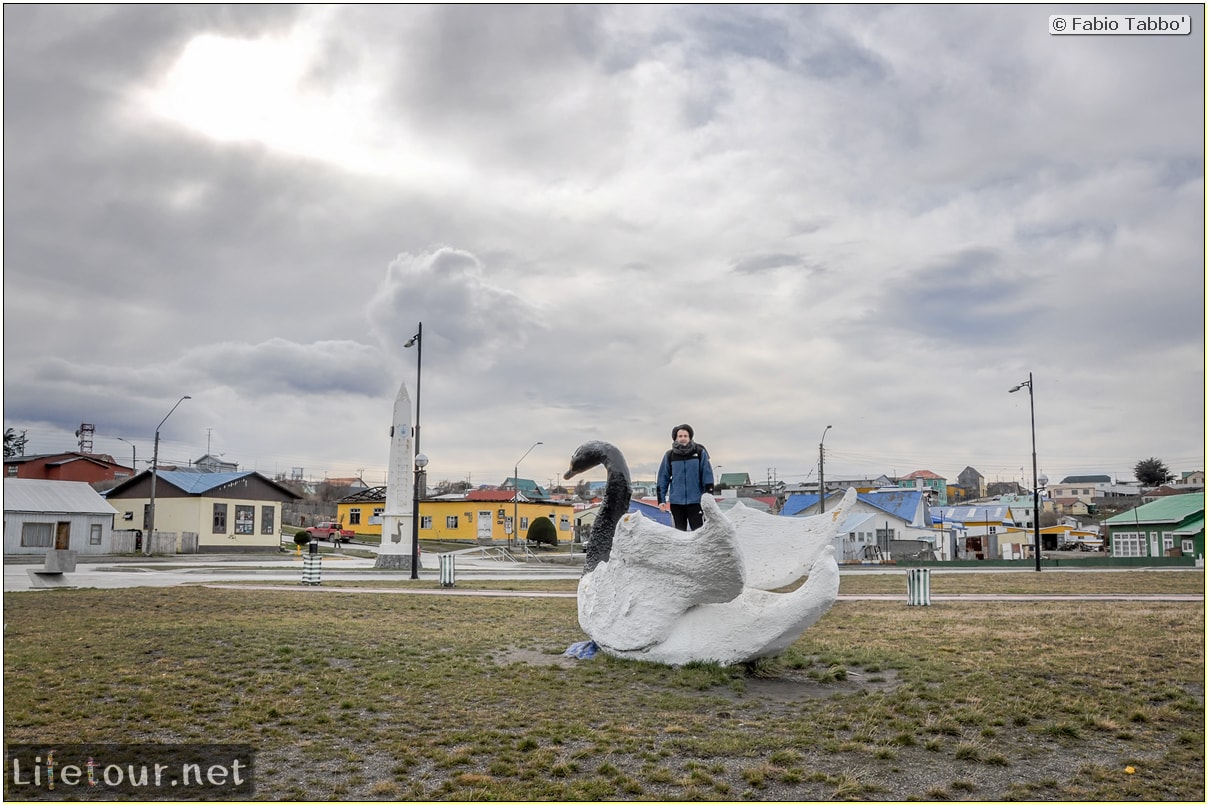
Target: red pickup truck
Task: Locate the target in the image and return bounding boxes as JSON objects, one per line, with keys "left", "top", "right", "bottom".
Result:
{"left": 304, "top": 521, "right": 355, "bottom": 544}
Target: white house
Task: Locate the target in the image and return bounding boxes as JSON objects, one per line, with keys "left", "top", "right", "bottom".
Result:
{"left": 4, "top": 478, "right": 118, "bottom": 556}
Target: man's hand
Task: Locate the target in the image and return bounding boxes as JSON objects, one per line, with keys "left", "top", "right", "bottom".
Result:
{"left": 658, "top": 502, "right": 670, "bottom": 512}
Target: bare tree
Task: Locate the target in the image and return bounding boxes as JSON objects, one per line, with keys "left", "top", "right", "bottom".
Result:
{"left": 4, "top": 428, "right": 28, "bottom": 458}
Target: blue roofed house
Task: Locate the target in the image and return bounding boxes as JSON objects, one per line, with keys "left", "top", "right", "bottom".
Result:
{"left": 105, "top": 470, "right": 302, "bottom": 552}
{"left": 782, "top": 488, "right": 943, "bottom": 562}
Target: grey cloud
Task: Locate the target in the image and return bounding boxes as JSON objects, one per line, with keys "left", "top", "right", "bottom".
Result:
{"left": 869, "top": 248, "right": 1042, "bottom": 343}
{"left": 730, "top": 253, "right": 817, "bottom": 275}
{"left": 179, "top": 339, "right": 390, "bottom": 397}
{"left": 366, "top": 247, "right": 544, "bottom": 369}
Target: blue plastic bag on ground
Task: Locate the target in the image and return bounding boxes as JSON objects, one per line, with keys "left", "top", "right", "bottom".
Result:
{"left": 563, "top": 639, "right": 599, "bottom": 660}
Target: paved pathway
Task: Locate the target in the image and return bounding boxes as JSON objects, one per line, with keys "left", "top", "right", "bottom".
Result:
{"left": 196, "top": 584, "right": 1202, "bottom": 602}
{"left": 5, "top": 552, "right": 1204, "bottom": 600}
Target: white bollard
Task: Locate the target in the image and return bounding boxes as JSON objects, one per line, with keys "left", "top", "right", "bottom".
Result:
{"left": 907, "top": 568, "right": 931, "bottom": 606}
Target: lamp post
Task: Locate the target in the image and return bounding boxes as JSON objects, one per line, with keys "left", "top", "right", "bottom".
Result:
{"left": 818, "top": 425, "right": 833, "bottom": 513}
{"left": 147, "top": 395, "right": 191, "bottom": 556}
{"left": 1009, "top": 373, "right": 1042, "bottom": 571}
{"left": 411, "top": 453, "right": 427, "bottom": 579}
{"left": 116, "top": 437, "right": 136, "bottom": 477}
{"left": 513, "top": 441, "right": 542, "bottom": 547}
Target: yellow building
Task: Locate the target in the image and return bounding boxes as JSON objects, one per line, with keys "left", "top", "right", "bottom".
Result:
{"left": 337, "top": 488, "right": 576, "bottom": 544}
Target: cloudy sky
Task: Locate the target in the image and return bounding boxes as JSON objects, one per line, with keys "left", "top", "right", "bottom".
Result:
{"left": 3, "top": 4, "right": 1204, "bottom": 492}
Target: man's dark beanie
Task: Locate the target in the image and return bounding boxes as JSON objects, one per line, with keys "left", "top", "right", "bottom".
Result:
{"left": 672, "top": 424, "right": 694, "bottom": 440}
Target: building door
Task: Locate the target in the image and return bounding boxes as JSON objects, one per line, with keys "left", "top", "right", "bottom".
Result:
{"left": 1149, "top": 531, "right": 1160, "bottom": 557}
{"left": 477, "top": 511, "right": 493, "bottom": 542}
{"left": 55, "top": 521, "right": 71, "bottom": 550}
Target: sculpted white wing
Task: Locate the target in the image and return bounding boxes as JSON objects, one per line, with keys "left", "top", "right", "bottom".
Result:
{"left": 578, "top": 495, "right": 744, "bottom": 652}
{"left": 610, "top": 547, "right": 841, "bottom": 666}
{"left": 728, "top": 487, "right": 858, "bottom": 590}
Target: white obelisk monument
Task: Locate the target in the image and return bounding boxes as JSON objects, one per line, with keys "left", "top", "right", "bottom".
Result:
{"left": 375, "top": 379, "right": 415, "bottom": 569}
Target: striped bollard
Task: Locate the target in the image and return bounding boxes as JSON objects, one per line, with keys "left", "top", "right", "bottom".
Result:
{"left": 907, "top": 568, "right": 931, "bottom": 606}
{"left": 302, "top": 540, "right": 322, "bottom": 585}
{"left": 439, "top": 553, "right": 456, "bottom": 588}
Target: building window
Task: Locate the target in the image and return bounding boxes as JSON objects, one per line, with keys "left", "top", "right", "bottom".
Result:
{"left": 349, "top": 508, "right": 361, "bottom": 526}
{"left": 21, "top": 522, "right": 53, "bottom": 547}
{"left": 560, "top": 515, "right": 571, "bottom": 531}
{"left": 6, "top": 465, "right": 17, "bottom": 477}
{"left": 446, "top": 515, "right": 459, "bottom": 529}
{"left": 90, "top": 523, "right": 103, "bottom": 546}
{"left": 1113, "top": 532, "right": 1143, "bottom": 557}
{"left": 373, "top": 507, "right": 384, "bottom": 518}
{"left": 520, "top": 516, "right": 530, "bottom": 533}
{"left": 213, "top": 503, "right": 228, "bottom": 533}
{"left": 235, "top": 505, "right": 254, "bottom": 535}
{"left": 421, "top": 516, "right": 432, "bottom": 529}
{"left": 1182, "top": 539, "right": 1194, "bottom": 554}
{"left": 262, "top": 506, "right": 275, "bottom": 535}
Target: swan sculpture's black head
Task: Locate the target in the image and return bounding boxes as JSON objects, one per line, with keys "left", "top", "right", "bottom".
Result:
{"left": 564, "top": 440, "right": 628, "bottom": 483}
{"left": 564, "top": 441, "right": 631, "bottom": 573}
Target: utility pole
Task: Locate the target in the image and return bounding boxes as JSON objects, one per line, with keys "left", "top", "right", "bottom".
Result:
{"left": 819, "top": 425, "right": 832, "bottom": 513}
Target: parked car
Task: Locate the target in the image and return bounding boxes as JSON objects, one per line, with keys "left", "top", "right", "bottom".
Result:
{"left": 304, "top": 521, "right": 355, "bottom": 544}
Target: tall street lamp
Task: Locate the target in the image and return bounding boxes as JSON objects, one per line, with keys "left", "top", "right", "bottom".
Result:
{"left": 147, "top": 395, "right": 191, "bottom": 555}
{"left": 818, "top": 425, "right": 833, "bottom": 513}
{"left": 116, "top": 437, "right": 136, "bottom": 477}
{"left": 411, "top": 453, "right": 428, "bottom": 579}
{"left": 404, "top": 323, "right": 423, "bottom": 575}
{"left": 1009, "top": 373, "right": 1042, "bottom": 571}
{"left": 513, "top": 441, "right": 542, "bottom": 547}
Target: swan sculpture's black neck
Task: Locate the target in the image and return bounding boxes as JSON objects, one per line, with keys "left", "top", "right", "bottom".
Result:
{"left": 563, "top": 440, "right": 631, "bottom": 573}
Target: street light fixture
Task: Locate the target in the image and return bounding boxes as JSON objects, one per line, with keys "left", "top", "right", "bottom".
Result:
{"left": 116, "top": 437, "right": 136, "bottom": 477}
{"left": 411, "top": 453, "right": 428, "bottom": 579}
{"left": 147, "top": 395, "right": 191, "bottom": 555}
{"left": 818, "top": 425, "right": 833, "bottom": 513}
{"left": 1009, "top": 373, "right": 1042, "bottom": 571}
{"left": 513, "top": 441, "right": 542, "bottom": 547}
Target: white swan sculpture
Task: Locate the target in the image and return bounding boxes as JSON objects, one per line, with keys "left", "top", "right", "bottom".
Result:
{"left": 564, "top": 440, "right": 857, "bottom": 666}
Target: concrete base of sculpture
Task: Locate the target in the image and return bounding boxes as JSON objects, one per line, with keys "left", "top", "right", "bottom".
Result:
{"left": 373, "top": 554, "right": 414, "bottom": 570}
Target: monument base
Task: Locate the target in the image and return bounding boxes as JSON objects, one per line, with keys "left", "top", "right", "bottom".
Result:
{"left": 374, "top": 554, "right": 414, "bottom": 570}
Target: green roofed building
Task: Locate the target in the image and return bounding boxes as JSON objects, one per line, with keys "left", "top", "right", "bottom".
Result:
{"left": 1102, "top": 493, "right": 1204, "bottom": 559}
{"left": 718, "top": 473, "right": 751, "bottom": 489}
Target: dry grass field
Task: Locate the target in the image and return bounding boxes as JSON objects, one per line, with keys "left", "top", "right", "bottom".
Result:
{"left": 3, "top": 570, "right": 1203, "bottom": 801}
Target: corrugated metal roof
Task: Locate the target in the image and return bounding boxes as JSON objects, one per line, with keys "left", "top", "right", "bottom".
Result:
{"left": 782, "top": 490, "right": 926, "bottom": 523}
{"left": 1103, "top": 493, "right": 1204, "bottom": 525}
{"left": 4, "top": 478, "right": 118, "bottom": 515}
{"left": 931, "top": 505, "right": 1014, "bottom": 525}
{"left": 155, "top": 470, "right": 259, "bottom": 495}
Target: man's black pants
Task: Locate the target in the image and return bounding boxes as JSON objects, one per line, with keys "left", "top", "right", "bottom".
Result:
{"left": 670, "top": 502, "right": 704, "bottom": 531}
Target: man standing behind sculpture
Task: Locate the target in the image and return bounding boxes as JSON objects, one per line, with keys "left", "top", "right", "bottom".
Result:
{"left": 657, "top": 424, "right": 715, "bottom": 531}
